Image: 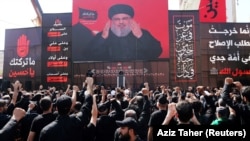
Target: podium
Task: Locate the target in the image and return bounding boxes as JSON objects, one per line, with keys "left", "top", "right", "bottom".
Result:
{"left": 117, "top": 71, "right": 125, "bottom": 88}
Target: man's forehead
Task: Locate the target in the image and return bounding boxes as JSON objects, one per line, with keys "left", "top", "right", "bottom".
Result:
{"left": 120, "top": 126, "right": 129, "bottom": 129}
{"left": 112, "top": 13, "right": 131, "bottom": 18}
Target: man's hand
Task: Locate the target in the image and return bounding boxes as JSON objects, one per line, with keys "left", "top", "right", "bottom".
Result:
{"left": 102, "top": 21, "right": 111, "bottom": 39}
{"left": 28, "top": 102, "right": 36, "bottom": 110}
{"left": 101, "top": 86, "right": 107, "bottom": 96}
{"left": 86, "top": 77, "right": 94, "bottom": 86}
{"left": 12, "top": 80, "right": 21, "bottom": 90}
{"left": 130, "top": 20, "right": 142, "bottom": 38}
{"left": 17, "top": 34, "right": 30, "bottom": 58}
{"left": 167, "top": 103, "right": 177, "bottom": 117}
{"left": 141, "top": 88, "right": 149, "bottom": 97}
{"left": 225, "top": 77, "right": 233, "bottom": 85}
{"left": 73, "top": 85, "right": 79, "bottom": 92}
{"left": 85, "top": 77, "right": 94, "bottom": 95}
{"left": 162, "top": 103, "right": 176, "bottom": 125}
{"left": 234, "top": 81, "right": 242, "bottom": 90}
{"left": 144, "top": 82, "right": 149, "bottom": 89}
{"left": 12, "top": 107, "right": 26, "bottom": 122}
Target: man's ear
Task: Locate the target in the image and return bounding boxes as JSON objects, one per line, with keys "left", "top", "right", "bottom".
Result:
{"left": 128, "top": 128, "right": 134, "bottom": 135}
{"left": 175, "top": 113, "right": 179, "bottom": 119}
{"left": 243, "top": 96, "right": 247, "bottom": 102}
{"left": 156, "top": 102, "right": 159, "bottom": 108}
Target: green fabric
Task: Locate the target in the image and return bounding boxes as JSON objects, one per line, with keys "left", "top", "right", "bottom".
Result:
{"left": 211, "top": 118, "right": 228, "bottom": 125}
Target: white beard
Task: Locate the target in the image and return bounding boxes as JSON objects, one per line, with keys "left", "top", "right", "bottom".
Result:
{"left": 111, "top": 24, "right": 131, "bottom": 37}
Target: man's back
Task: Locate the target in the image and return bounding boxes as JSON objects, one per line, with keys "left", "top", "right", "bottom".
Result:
{"left": 0, "top": 113, "right": 11, "bottom": 129}
{"left": 95, "top": 115, "right": 118, "bottom": 141}
{"left": 239, "top": 104, "right": 250, "bottom": 125}
{"left": 39, "top": 115, "right": 85, "bottom": 141}
{"left": 29, "top": 113, "right": 57, "bottom": 141}
{"left": 39, "top": 93, "right": 95, "bottom": 141}
{"left": 148, "top": 110, "right": 167, "bottom": 126}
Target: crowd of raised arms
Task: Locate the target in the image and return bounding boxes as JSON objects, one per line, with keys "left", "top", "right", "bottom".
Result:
{"left": 0, "top": 76, "right": 250, "bottom": 141}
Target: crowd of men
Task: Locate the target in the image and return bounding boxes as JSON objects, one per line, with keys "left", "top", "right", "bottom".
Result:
{"left": 0, "top": 76, "right": 250, "bottom": 141}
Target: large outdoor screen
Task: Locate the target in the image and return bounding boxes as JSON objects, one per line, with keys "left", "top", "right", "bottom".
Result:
{"left": 72, "top": 0, "right": 169, "bottom": 62}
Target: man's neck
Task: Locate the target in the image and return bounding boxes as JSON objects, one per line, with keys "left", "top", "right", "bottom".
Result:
{"left": 129, "top": 135, "right": 139, "bottom": 141}
{"left": 178, "top": 121, "right": 190, "bottom": 124}
{"left": 43, "top": 110, "right": 51, "bottom": 115}
{"left": 158, "top": 107, "right": 167, "bottom": 111}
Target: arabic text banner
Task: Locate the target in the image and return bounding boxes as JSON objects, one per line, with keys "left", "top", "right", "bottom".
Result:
{"left": 4, "top": 27, "right": 42, "bottom": 80}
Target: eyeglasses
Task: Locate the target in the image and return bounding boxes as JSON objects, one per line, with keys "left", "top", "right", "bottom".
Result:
{"left": 112, "top": 17, "right": 131, "bottom": 21}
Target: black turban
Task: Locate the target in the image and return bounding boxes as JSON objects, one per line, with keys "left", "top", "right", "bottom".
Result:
{"left": 108, "top": 4, "right": 134, "bottom": 19}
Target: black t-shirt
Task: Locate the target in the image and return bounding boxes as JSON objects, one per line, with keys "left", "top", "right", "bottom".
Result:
{"left": 148, "top": 110, "right": 167, "bottom": 126}
{"left": 30, "top": 113, "right": 57, "bottom": 141}
{"left": 240, "top": 104, "right": 250, "bottom": 125}
{"left": 95, "top": 115, "right": 118, "bottom": 141}
{"left": 0, "top": 113, "right": 11, "bottom": 129}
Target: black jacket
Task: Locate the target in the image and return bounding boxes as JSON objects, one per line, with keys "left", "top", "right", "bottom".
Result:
{"left": 87, "top": 29, "right": 162, "bottom": 61}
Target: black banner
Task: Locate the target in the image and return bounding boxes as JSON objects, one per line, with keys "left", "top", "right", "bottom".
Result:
{"left": 200, "top": 23, "right": 250, "bottom": 84}
{"left": 3, "top": 27, "right": 42, "bottom": 90}
{"left": 72, "top": 61, "right": 169, "bottom": 91}
{"left": 42, "top": 13, "right": 72, "bottom": 88}
{"left": 169, "top": 11, "right": 199, "bottom": 82}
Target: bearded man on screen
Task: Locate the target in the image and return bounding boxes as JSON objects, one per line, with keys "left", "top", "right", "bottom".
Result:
{"left": 87, "top": 4, "right": 162, "bottom": 61}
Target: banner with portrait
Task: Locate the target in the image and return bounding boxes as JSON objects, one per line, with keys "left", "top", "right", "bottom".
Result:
{"left": 72, "top": 0, "right": 169, "bottom": 62}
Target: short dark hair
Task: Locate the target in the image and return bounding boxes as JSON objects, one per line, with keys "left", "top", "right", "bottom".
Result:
{"left": 216, "top": 106, "right": 229, "bottom": 118}
{"left": 190, "top": 99, "right": 202, "bottom": 113}
{"left": 242, "top": 86, "right": 250, "bottom": 101}
{"left": 0, "top": 99, "right": 7, "bottom": 107}
{"left": 176, "top": 100, "right": 193, "bottom": 123}
{"left": 56, "top": 95, "right": 72, "bottom": 115}
{"left": 157, "top": 94, "right": 168, "bottom": 105}
{"left": 40, "top": 96, "right": 52, "bottom": 111}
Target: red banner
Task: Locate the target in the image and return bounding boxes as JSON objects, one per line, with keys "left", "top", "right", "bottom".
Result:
{"left": 47, "top": 46, "right": 61, "bottom": 52}
{"left": 47, "top": 61, "right": 68, "bottom": 67}
{"left": 199, "top": 0, "right": 226, "bottom": 23}
{"left": 47, "top": 76, "right": 68, "bottom": 82}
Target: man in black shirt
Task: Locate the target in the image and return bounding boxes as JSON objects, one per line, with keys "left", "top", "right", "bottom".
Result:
{"left": 39, "top": 77, "right": 98, "bottom": 141}
{"left": 147, "top": 94, "right": 169, "bottom": 141}
{"left": 0, "top": 99, "right": 11, "bottom": 129}
{"left": 27, "top": 96, "right": 57, "bottom": 141}
{"left": 0, "top": 107, "right": 26, "bottom": 141}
